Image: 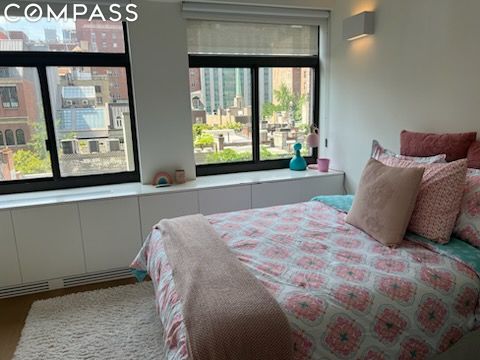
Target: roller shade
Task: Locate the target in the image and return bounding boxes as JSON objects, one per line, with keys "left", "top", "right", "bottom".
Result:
{"left": 187, "top": 20, "right": 319, "bottom": 56}
{"left": 182, "top": 1, "right": 329, "bottom": 26}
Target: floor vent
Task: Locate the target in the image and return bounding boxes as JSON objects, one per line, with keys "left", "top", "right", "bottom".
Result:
{"left": 63, "top": 268, "right": 133, "bottom": 288}
{"left": 0, "top": 281, "right": 49, "bottom": 299}
{"left": 0, "top": 268, "right": 134, "bottom": 299}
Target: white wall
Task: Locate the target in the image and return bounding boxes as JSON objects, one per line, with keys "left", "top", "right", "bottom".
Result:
{"left": 128, "top": 0, "right": 196, "bottom": 183}
{"left": 128, "top": 0, "right": 334, "bottom": 184}
{"left": 328, "top": 0, "right": 480, "bottom": 192}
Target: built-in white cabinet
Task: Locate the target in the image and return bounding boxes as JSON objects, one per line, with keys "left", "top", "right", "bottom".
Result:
{"left": 79, "top": 197, "right": 142, "bottom": 272}
{"left": 199, "top": 185, "right": 251, "bottom": 215}
{"left": 139, "top": 191, "right": 199, "bottom": 239}
{"left": 251, "top": 181, "right": 301, "bottom": 209}
{"left": 12, "top": 204, "right": 85, "bottom": 283}
{"left": 0, "top": 170, "right": 344, "bottom": 295}
{"left": 0, "top": 210, "right": 22, "bottom": 287}
{"left": 298, "top": 176, "right": 345, "bottom": 202}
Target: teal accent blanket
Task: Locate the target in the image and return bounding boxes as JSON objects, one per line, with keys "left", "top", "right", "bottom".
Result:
{"left": 312, "top": 195, "right": 480, "bottom": 275}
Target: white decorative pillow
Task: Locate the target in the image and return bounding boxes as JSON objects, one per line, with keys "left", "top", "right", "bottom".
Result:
{"left": 371, "top": 140, "right": 447, "bottom": 164}
{"left": 454, "top": 169, "right": 480, "bottom": 248}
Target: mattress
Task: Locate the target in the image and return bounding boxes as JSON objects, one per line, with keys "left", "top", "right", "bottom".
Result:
{"left": 131, "top": 199, "right": 480, "bottom": 360}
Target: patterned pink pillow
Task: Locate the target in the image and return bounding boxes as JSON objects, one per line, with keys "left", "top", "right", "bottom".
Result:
{"left": 381, "top": 157, "right": 468, "bottom": 243}
{"left": 371, "top": 140, "right": 446, "bottom": 164}
{"left": 400, "top": 130, "right": 476, "bottom": 162}
{"left": 454, "top": 169, "right": 480, "bottom": 247}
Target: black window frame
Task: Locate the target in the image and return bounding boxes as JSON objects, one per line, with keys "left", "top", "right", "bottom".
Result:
{"left": 190, "top": 53, "right": 320, "bottom": 177}
{"left": 0, "top": 23, "right": 140, "bottom": 195}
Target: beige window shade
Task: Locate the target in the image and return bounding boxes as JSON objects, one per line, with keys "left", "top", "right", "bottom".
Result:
{"left": 187, "top": 20, "right": 319, "bottom": 56}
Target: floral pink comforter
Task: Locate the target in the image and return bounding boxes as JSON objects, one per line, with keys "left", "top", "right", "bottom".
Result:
{"left": 131, "top": 201, "right": 480, "bottom": 360}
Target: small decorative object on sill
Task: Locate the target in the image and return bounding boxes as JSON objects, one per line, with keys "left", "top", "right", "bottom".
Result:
{"left": 317, "top": 158, "right": 330, "bottom": 173}
{"left": 152, "top": 171, "right": 173, "bottom": 188}
{"left": 289, "top": 143, "right": 307, "bottom": 171}
{"left": 175, "top": 169, "right": 186, "bottom": 184}
{"left": 306, "top": 125, "right": 320, "bottom": 148}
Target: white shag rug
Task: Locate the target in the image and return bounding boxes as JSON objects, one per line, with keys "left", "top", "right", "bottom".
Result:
{"left": 14, "top": 282, "right": 166, "bottom": 360}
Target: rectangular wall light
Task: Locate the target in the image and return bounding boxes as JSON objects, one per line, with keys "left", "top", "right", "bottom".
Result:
{"left": 343, "top": 11, "right": 375, "bottom": 41}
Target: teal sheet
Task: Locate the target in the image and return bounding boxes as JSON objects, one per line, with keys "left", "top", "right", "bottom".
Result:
{"left": 312, "top": 195, "right": 480, "bottom": 275}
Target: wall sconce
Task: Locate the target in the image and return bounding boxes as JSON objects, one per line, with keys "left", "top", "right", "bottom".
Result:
{"left": 343, "top": 11, "right": 375, "bottom": 41}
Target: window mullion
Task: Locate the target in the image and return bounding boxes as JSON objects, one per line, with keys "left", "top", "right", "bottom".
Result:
{"left": 251, "top": 66, "right": 260, "bottom": 163}
{"left": 37, "top": 66, "right": 61, "bottom": 180}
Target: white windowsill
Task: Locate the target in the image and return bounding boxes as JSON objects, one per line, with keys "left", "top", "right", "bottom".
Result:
{"left": 0, "top": 168, "right": 344, "bottom": 210}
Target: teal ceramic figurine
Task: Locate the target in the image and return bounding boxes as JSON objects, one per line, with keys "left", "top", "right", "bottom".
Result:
{"left": 289, "top": 143, "right": 307, "bottom": 171}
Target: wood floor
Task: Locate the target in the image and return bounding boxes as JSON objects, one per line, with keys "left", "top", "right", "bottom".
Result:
{"left": 0, "top": 278, "right": 135, "bottom": 360}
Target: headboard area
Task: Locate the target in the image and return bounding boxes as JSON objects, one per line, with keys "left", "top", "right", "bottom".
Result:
{"left": 400, "top": 130, "right": 480, "bottom": 169}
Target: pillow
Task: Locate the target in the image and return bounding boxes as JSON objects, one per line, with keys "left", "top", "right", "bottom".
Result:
{"left": 371, "top": 139, "right": 446, "bottom": 164}
{"left": 381, "top": 157, "right": 468, "bottom": 243}
{"left": 400, "top": 130, "right": 476, "bottom": 162}
{"left": 454, "top": 169, "right": 480, "bottom": 247}
{"left": 467, "top": 141, "right": 480, "bottom": 169}
{"left": 346, "top": 159, "right": 424, "bottom": 247}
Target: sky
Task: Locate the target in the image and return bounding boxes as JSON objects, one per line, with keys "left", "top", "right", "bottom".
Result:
{"left": 0, "top": 17, "right": 75, "bottom": 41}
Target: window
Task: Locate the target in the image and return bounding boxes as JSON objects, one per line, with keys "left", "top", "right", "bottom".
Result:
{"left": 1, "top": 87, "right": 19, "bottom": 108}
{"left": 0, "top": 18, "right": 138, "bottom": 194}
{"left": 188, "top": 21, "right": 319, "bottom": 175}
{"left": 15, "top": 129, "right": 25, "bottom": 145}
{"left": 5, "top": 129, "right": 15, "bottom": 145}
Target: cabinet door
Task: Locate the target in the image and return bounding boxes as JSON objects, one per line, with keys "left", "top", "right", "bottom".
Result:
{"left": 251, "top": 181, "right": 301, "bottom": 209}
{"left": 199, "top": 185, "right": 251, "bottom": 215}
{"left": 79, "top": 197, "right": 142, "bottom": 273}
{"left": 298, "top": 175, "right": 345, "bottom": 202}
{"left": 139, "top": 191, "right": 199, "bottom": 239}
{"left": 12, "top": 204, "right": 85, "bottom": 283}
{"left": 0, "top": 210, "right": 22, "bottom": 287}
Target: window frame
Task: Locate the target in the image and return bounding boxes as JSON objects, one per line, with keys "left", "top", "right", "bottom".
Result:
{"left": 0, "top": 23, "right": 140, "bottom": 195}
{"left": 190, "top": 54, "right": 320, "bottom": 176}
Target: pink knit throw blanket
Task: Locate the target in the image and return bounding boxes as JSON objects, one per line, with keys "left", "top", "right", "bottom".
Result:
{"left": 156, "top": 214, "right": 293, "bottom": 360}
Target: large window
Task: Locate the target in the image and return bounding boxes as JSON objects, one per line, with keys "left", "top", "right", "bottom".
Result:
{"left": 188, "top": 21, "right": 319, "bottom": 175}
{"left": 0, "top": 18, "right": 138, "bottom": 194}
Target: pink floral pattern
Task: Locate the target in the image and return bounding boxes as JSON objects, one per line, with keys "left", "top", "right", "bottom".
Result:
{"left": 419, "top": 267, "right": 455, "bottom": 294}
{"left": 323, "top": 315, "right": 363, "bottom": 357}
{"left": 416, "top": 296, "right": 448, "bottom": 335}
{"left": 373, "top": 307, "right": 408, "bottom": 344}
{"left": 376, "top": 276, "right": 417, "bottom": 305}
{"left": 454, "top": 169, "right": 480, "bottom": 248}
{"left": 131, "top": 201, "right": 480, "bottom": 360}
{"left": 285, "top": 293, "right": 326, "bottom": 322}
{"left": 334, "top": 284, "right": 373, "bottom": 313}
{"left": 438, "top": 327, "right": 464, "bottom": 352}
{"left": 399, "top": 337, "right": 430, "bottom": 360}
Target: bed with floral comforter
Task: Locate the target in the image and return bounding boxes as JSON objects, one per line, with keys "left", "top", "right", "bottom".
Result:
{"left": 131, "top": 199, "right": 480, "bottom": 360}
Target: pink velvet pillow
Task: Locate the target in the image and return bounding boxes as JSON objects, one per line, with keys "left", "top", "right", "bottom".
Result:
{"left": 381, "top": 157, "right": 468, "bottom": 243}
{"left": 467, "top": 141, "right": 480, "bottom": 169}
{"left": 400, "top": 130, "right": 476, "bottom": 162}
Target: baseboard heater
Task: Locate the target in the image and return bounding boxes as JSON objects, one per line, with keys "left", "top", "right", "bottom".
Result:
{"left": 0, "top": 268, "right": 134, "bottom": 299}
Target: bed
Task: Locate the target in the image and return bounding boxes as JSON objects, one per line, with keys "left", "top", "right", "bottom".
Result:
{"left": 131, "top": 196, "right": 480, "bottom": 360}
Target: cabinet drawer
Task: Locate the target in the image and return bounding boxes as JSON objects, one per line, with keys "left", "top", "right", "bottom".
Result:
{"left": 139, "top": 191, "right": 199, "bottom": 239}
{"left": 79, "top": 197, "right": 142, "bottom": 272}
{"left": 251, "top": 181, "right": 300, "bottom": 209}
{"left": 12, "top": 204, "right": 85, "bottom": 283}
{"left": 0, "top": 210, "right": 21, "bottom": 287}
{"left": 199, "top": 185, "right": 251, "bottom": 215}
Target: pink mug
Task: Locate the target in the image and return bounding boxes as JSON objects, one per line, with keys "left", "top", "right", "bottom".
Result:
{"left": 317, "top": 158, "right": 330, "bottom": 172}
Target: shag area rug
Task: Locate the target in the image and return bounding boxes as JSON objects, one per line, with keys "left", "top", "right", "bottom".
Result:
{"left": 14, "top": 282, "right": 166, "bottom": 360}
